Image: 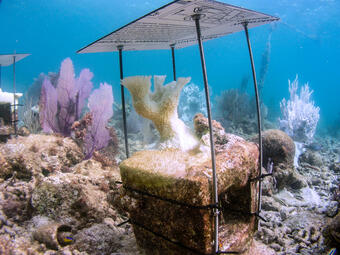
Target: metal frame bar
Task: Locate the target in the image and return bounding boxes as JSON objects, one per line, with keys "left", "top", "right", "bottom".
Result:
{"left": 108, "top": 16, "right": 266, "bottom": 255}
{"left": 243, "top": 22, "right": 263, "bottom": 219}
{"left": 77, "top": 0, "right": 278, "bottom": 53}
{"left": 110, "top": 17, "right": 267, "bottom": 255}
{"left": 193, "top": 13, "right": 219, "bottom": 254}
{"left": 118, "top": 45, "right": 130, "bottom": 158}
{"left": 170, "top": 44, "right": 177, "bottom": 81}
{"left": 12, "top": 56, "right": 17, "bottom": 137}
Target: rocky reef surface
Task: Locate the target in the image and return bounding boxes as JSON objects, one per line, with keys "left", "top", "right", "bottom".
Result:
{"left": 0, "top": 134, "right": 139, "bottom": 255}
{"left": 0, "top": 127, "right": 339, "bottom": 254}
{"left": 254, "top": 133, "right": 340, "bottom": 254}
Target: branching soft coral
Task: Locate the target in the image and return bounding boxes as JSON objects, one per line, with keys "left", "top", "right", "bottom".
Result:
{"left": 279, "top": 75, "right": 320, "bottom": 142}
{"left": 39, "top": 58, "right": 93, "bottom": 136}
{"left": 84, "top": 83, "right": 113, "bottom": 159}
{"left": 40, "top": 58, "right": 115, "bottom": 159}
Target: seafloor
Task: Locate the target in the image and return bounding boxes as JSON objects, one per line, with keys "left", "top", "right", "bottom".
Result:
{"left": 0, "top": 123, "right": 339, "bottom": 254}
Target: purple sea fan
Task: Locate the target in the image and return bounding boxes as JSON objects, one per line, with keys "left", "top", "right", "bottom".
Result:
{"left": 39, "top": 78, "right": 58, "bottom": 133}
{"left": 84, "top": 82, "right": 114, "bottom": 159}
{"left": 56, "top": 58, "right": 77, "bottom": 135}
{"left": 39, "top": 58, "right": 93, "bottom": 136}
{"left": 75, "top": 68, "right": 93, "bottom": 119}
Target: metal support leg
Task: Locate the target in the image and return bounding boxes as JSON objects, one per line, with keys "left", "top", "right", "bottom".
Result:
{"left": 193, "top": 14, "right": 219, "bottom": 254}
{"left": 12, "top": 56, "right": 17, "bottom": 137}
{"left": 243, "top": 23, "right": 263, "bottom": 219}
{"left": 118, "top": 46, "right": 129, "bottom": 158}
{"left": 170, "top": 44, "right": 177, "bottom": 81}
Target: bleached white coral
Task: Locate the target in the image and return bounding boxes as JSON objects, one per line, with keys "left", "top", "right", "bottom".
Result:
{"left": 121, "top": 75, "right": 200, "bottom": 151}
{"left": 0, "top": 88, "right": 23, "bottom": 111}
{"left": 279, "top": 75, "right": 320, "bottom": 142}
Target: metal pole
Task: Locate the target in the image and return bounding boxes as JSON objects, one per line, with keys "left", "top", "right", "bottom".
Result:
{"left": 118, "top": 45, "right": 130, "bottom": 158}
{"left": 193, "top": 14, "right": 219, "bottom": 254}
{"left": 13, "top": 56, "right": 17, "bottom": 137}
{"left": 170, "top": 44, "right": 177, "bottom": 81}
{"left": 243, "top": 23, "right": 263, "bottom": 217}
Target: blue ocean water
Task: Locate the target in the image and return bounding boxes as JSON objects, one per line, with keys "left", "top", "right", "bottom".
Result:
{"left": 1, "top": 0, "right": 339, "bottom": 133}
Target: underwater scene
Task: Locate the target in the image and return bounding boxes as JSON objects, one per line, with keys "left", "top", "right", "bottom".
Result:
{"left": 0, "top": 0, "right": 340, "bottom": 254}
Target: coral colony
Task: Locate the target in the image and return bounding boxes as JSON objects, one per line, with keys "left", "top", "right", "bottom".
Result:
{"left": 121, "top": 75, "right": 200, "bottom": 152}
{"left": 40, "top": 58, "right": 93, "bottom": 136}
{"left": 279, "top": 75, "right": 320, "bottom": 143}
{"left": 39, "top": 58, "right": 113, "bottom": 158}
{"left": 83, "top": 83, "right": 113, "bottom": 159}
{"left": 0, "top": 89, "right": 23, "bottom": 106}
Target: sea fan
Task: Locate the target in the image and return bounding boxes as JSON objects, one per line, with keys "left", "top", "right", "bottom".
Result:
{"left": 39, "top": 58, "right": 93, "bottom": 136}
{"left": 84, "top": 83, "right": 113, "bottom": 159}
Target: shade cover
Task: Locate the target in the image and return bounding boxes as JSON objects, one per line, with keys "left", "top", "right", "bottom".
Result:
{"left": 77, "top": 0, "right": 279, "bottom": 53}
{"left": 0, "top": 54, "right": 30, "bottom": 66}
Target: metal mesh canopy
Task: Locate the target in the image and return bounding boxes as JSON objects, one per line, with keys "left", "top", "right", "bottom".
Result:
{"left": 0, "top": 54, "right": 30, "bottom": 66}
{"left": 78, "top": 0, "right": 278, "bottom": 53}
